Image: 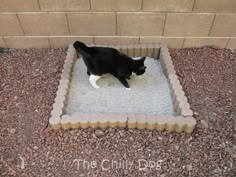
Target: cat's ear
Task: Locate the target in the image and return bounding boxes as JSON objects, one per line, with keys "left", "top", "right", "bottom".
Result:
{"left": 139, "top": 57, "right": 146, "bottom": 63}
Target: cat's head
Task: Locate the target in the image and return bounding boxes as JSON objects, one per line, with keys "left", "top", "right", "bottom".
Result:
{"left": 132, "top": 57, "right": 147, "bottom": 76}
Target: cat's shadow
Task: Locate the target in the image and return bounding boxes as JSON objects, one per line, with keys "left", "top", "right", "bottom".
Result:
{"left": 96, "top": 73, "right": 148, "bottom": 89}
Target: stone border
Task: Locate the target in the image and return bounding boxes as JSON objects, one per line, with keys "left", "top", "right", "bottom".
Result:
{"left": 49, "top": 43, "right": 196, "bottom": 133}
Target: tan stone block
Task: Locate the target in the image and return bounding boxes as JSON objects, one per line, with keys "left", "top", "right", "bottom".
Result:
{"left": 78, "top": 115, "right": 90, "bottom": 128}
{"left": 146, "top": 116, "right": 157, "bottom": 130}
{"left": 194, "top": 0, "right": 236, "bottom": 13}
{"left": 120, "top": 45, "right": 128, "bottom": 55}
{"left": 49, "top": 116, "right": 61, "bottom": 130}
{"left": 91, "top": 0, "right": 142, "bottom": 11}
{"left": 94, "top": 36, "right": 139, "bottom": 45}
{"left": 210, "top": 14, "right": 236, "bottom": 37}
{"left": 183, "top": 38, "right": 228, "bottom": 48}
{"left": 140, "top": 45, "right": 148, "bottom": 57}
{"left": 68, "top": 12, "right": 116, "bottom": 36}
{"left": 51, "top": 107, "right": 63, "bottom": 117}
{"left": 184, "top": 117, "right": 196, "bottom": 133}
{"left": 108, "top": 115, "right": 119, "bottom": 128}
{"left": 89, "top": 116, "right": 100, "bottom": 128}
{"left": 134, "top": 44, "right": 141, "bottom": 57}
{"left": 39, "top": 0, "right": 90, "bottom": 11}
{"left": 61, "top": 115, "right": 71, "bottom": 129}
{"left": 18, "top": 13, "right": 69, "bottom": 36}
{"left": 69, "top": 116, "right": 80, "bottom": 129}
{"left": 140, "top": 37, "right": 184, "bottom": 48}
{"left": 227, "top": 38, "right": 236, "bottom": 49}
{"left": 0, "top": 38, "right": 6, "bottom": 47}
{"left": 129, "top": 115, "right": 146, "bottom": 129}
{"left": 165, "top": 117, "right": 176, "bottom": 132}
{"left": 174, "top": 116, "right": 186, "bottom": 133}
{"left": 117, "top": 13, "right": 165, "bottom": 36}
{"left": 128, "top": 45, "right": 135, "bottom": 57}
{"left": 153, "top": 44, "right": 160, "bottom": 59}
{"left": 0, "top": 0, "right": 40, "bottom": 12}
{"left": 164, "top": 13, "right": 214, "bottom": 36}
{"left": 143, "top": 0, "right": 194, "bottom": 12}
{"left": 156, "top": 116, "right": 167, "bottom": 131}
{"left": 50, "top": 36, "right": 93, "bottom": 48}
{"left": 117, "top": 115, "right": 127, "bottom": 128}
{"left": 0, "top": 14, "right": 24, "bottom": 35}
{"left": 127, "top": 115, "right": 137, "bottom": 129}
{"left": 146, "top": 44, "right": 154, "bottom": 58}
{"left": 4, "top": 37, "right": 50, "bottom": 48}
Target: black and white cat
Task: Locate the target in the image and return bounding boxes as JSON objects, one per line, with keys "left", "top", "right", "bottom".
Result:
{"left": 73, "top": 41, "right": 146, "bottom": 90}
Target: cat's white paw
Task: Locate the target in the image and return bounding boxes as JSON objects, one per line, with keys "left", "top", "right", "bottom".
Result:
{"left": 93, "top": 85, "right": 100, "bottom": 89}
{"left": 89, "top": 75, "right": 101, "bottom": 89}
{"left": 126, "top": 88, "right": 131, "bottom": 91}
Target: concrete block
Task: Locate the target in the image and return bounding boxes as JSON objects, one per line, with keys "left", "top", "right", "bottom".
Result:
{"left": 49, "top": 116, "right": 61, "bottom": 130}
{"left": 67, "top": 12, "right": 116, "bottom": 36}
{"left": 0, "top": 38, "right": 6, "bottom": 47}
{"left": 69, "top": 116, "right": 80, "bottom": 129}
{"left": 0, "top": 0, "right": 40, "bottom": 12}
{"left": 39, "top": 0, "right": 90, "bottom": 11}
{"left": 94, "top": 36, "right": 139, "bottom": 45}
{"left": 143, "top": 0, "right": 194, "bottom": 12}
{"left": 194, "top": 0, "right": 236, "bottom": 13}
{"left": 0, "top": 14, "right": 23, "bottom": 35}
{"left": 117, "top": 13, "right": 165, "bottom": 36}
{"left": 210, "top": 14, "right": 236, "bottom": 37}
{"left": 140, "top": 36, "right": 184, "bottom": 48}
{"left": 227, "top": 38, "right": 236, "bottom": 49}
{"left": 18, "top": 13, "right": 69, "bottom": 36}
{"left": 50, "top": 36, "right": 93, "bottom": 48}
{"left": 91, "top": 0, "right": 142, "bottom": 11}
{"left": 61, "top": 115, "right": 71, "bottom": 129}
{"left": 184, "top": 117, "right": 196, "bottom": 133}
{"left": 146, "top": 116, "right": 157, "bottom": 130}
{"left": 183, "top": 37, "right": 229, "bottom": 48}
{"left": 164, "top": 13, "right": 214, "bottom": 36}
{"left": 4, "top": 36, "right": 50, "bottom": 48}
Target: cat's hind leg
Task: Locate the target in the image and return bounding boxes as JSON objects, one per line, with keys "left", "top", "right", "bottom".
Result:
{"left": 89, "top": 75, "right": 101, "bottom": 88}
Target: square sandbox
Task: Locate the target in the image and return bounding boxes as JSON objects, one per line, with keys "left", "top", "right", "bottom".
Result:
{"left": 49, "top": 44, "right": 196, "bottom": 133}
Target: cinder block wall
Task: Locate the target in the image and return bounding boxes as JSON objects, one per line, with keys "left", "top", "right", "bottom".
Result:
{"left": 0, "top": 0, "right": 236, "bottom": 48}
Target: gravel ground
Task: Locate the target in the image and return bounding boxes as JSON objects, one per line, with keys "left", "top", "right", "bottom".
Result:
{"left": 0, "top": 47, "right": 235, "bottom": 177}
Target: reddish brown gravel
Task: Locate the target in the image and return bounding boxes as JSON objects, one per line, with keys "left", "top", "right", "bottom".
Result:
{"left": 0, "top": 47, "right": 235, "bottom": 177}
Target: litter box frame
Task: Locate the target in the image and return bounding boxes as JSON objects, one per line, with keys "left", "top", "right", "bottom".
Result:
{"left": 49, "top": 43, "right": 196, "bottom": 133}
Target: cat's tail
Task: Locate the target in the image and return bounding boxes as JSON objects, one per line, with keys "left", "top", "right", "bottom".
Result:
{"left": 73, "top": 41, "right": 90, "bottom": 57}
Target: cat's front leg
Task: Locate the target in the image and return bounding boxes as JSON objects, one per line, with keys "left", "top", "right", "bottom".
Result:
{"left": 89, "top": 75, "right": 101, "bottom": 88}
{"left": 117, "top": 77, "right": 130, "bottom": 89}
{"left": 87, "top": 69, "right": 91, "bottom": 76}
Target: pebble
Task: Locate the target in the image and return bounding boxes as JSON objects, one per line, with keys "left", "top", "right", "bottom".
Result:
{"left": 193, "top": 112, "right": 199, "bottom": 117}
{"left": 174, "top": 145, "right": 180, "bottom": 151}
{"left": 186, "top": 164, "right": 192, "bottom": 171}
{"left": 95, "top": 129, "right": 105, "bottom": 138}
{"left": 33, "top": 146, "right": 39, "bottom": 150}
{"left": 10, "top": 128, "right": 16, "bottom": 134}
{"left": 200, "top": 120, "right": 208, "bottom": 129}
{"left": 123, "top": 169, "right": 129, "bottom": 175}
{"left": 129, "top": 137, "right": 134, "bottom": 141}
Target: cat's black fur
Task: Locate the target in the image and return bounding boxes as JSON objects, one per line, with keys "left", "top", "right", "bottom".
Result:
{"left": 73, "top": 41, "right": 146, "bottom": 88}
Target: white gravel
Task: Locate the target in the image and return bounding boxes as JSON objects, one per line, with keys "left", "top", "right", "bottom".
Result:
{"left": 66, "top": 57, "right": 175, "bottom": 116}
